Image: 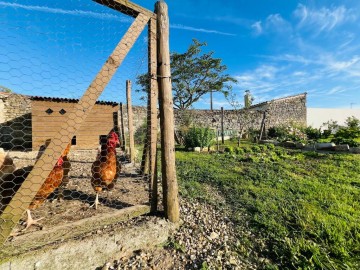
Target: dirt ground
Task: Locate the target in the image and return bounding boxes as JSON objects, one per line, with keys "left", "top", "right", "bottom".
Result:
{"left": 6, "top": 149, "right": 150, "bottom": 235}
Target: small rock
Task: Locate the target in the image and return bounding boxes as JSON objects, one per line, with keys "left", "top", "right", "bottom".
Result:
{"left": 229, "top": 256, "right": 238, "bottom": 265}
{"left": 315, "top": 142, "right": 335, "bottom": 150}
{"left": 350, "top": 147, "right": 360, "bottom": 154}
{"left": 209, "top": 232, "right": 219, "bottom": 240}
{"left": 334, "top": 144, "right": 350, "bottom": 152}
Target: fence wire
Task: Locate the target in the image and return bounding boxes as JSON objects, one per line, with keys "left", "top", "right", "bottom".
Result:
{"left": 0, "top": 0, "right": 155, "bottom": 248}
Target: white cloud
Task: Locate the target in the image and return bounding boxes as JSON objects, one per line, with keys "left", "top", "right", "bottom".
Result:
{"left": 327, "top": 56, "right": 360, "bottom": 71}
{"left": 252, "top": 14, "right": 291, "bottom": 36}
{"left": 170, "top": 24, "right": 236, "bottom": 36}
{"left": 294, "top": 4, "right": 355, "bottom": 33}
{"left": 251, "top": 21, "right": 262, "bottom": 35}
{"left": 326, "top": 86, "right": 347, "bottom": 95}
{"left": 0, "top": 1, "right": 130, "bottom": 22}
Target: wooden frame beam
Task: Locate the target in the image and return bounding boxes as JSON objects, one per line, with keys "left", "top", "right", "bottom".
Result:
{"left": 94, "top": 0, "right": 156, "bottom": 19}
{"left": 148, "top": 17, "right": 159, "bottom": 213}
{"left": 0, "top": 13, "right": 150, "bottom": 245}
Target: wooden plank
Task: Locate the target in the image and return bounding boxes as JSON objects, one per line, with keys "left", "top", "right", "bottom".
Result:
{"left": 148, "top": 17, "right": 159, "bottom": 213}
{"left": 156, "top": 2, "right": 180, "bottom": 222}
{"left": 0, "top": 13, "right": 150, "bottom": 245}
{"left": 94, "top": 0, "right": 156, "bottom": 19}
{"left": 126, "top": 80, "right": 135, "bottom": 164}
{"left": 0, "top": 205, "right": 150, "bottom": 261}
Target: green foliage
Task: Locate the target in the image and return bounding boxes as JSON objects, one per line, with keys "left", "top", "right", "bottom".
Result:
{"left": 266, "top": 143, "right": 275, "bottom": 150}
{"left": 136, "top": 39, "right": 237, "bottom": 110}
{"left": 305, "top": 126, "right": 321, "bottom": 141}
{"left": 134, "top": 121, "right": 147, "bottom": 145}
{"left": 176, "top": 145, "right": 360, "bottom": 269}
{"left": 331, "top": 116, "right": 360, "bottom": 147}
{"left": 268, "top": 126, "right": 288, "bottom": 140}
{"left": 321, "top": 119, "right": 339, "bottom": 136}
{"left": 0, "top": 85, "right": 12, "bottom": 93}
{"left": 184, "top": 127, "right": 215, "bottom": 149}
{"left": 234, "top": 147, "right": 244, "bottom": 155}
{"left": 224, "top": 146, "right": 234, "bottom": 154}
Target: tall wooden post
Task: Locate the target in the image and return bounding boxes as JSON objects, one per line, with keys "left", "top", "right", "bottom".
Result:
{"left": 221, "top": 107, "right": 225, "bottom": 144}
{"left": 119, "top": 103, "right": 126, "bottom": 151}
{"left": 155, "top": 0, "right": 179, "bottom": 222}
{"left": 126, "top": 80, "right": 135, "bottom": 164}
{"left": 148, "top": 17, "right": 159, "bottom": 212}
{"left": 259, "top": 111, "right": 266, "bottom": 141}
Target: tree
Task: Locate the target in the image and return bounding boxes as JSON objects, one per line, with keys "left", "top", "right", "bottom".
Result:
{"left": 136, "top": 39, "right": 237, "bottom": 110}
{"left": 0, "top": 85, "right": 12, "bottom": 93}
{"left": 227, "top": 92, "right": 257, "bottom": 146}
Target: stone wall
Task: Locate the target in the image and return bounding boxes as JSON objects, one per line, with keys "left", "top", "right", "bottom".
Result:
{"left": 175, "top": 93, "right": 307, "bottom": 137}
{"left": 0, "top": 93, "right": 32, "bottom": 150}
{"left": 0, "top": 93, "right": 306, "bottom": 150}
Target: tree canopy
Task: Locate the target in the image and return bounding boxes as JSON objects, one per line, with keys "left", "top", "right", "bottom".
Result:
{"left": 0, "top": 85, "right": 12, "bottom": 93}
{"left": 136, "top": 39, "right": 237, "bottom": 110}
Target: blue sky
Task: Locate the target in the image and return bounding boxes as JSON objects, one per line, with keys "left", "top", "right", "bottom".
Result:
{"left": 1, "top": 0, "right": 360, "bottom": 109}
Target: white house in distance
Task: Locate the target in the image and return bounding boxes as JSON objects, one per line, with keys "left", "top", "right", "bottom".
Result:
{"left": 307, "top": 108, "right": 360, "bottom": 129}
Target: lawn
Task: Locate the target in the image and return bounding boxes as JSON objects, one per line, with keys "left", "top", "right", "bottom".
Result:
{"left": 175, "top": 143, "right": 360, "bottom": 269}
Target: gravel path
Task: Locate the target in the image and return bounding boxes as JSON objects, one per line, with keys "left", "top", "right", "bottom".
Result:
{"left": 103, "top": 198, "right": 260, "bottom": 270}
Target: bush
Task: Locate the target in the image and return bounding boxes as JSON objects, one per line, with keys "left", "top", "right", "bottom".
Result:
{"left": 224, "top": 146, "right": 234, "bottom": 154}
{"left": 134, "top": 121, "right": 147, "bottom": 145}
{"left": 331, "top": 137, "right": 359, "bottom": 147}
{"left": 184, "top": 127, "right": 215, "bottom": 149}
{"left": 268, "top": 126, "right": 288, "bottom": 140}
{"left": 251, "top": 145, "right": 261, "bottom": 153}
{"left": 305, "top": 126, "right": 321, "bottom": 141}
{"left": 266, "top": 143, "right": 276, "bottom": 150}
{"left": 322, "top": 129, "right": 332, "bottom": 139}
{"left": 234, "top": 147, "right": 244, "bottom": 155}
{"left": 331, "top": 116, "right": 360, "bottom": 147}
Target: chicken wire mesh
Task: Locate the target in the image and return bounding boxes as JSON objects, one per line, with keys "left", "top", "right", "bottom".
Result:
{"left": 0, "top": 0, "right": 157, "bottom": 247}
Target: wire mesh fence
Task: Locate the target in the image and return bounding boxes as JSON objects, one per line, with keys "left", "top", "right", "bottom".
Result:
{"left": 0, "top": 0, "right": 157, "bottom": 249}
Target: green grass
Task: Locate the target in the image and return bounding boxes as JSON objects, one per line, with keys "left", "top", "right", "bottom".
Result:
{"left": 176, "top": 144, "right": 360, "bottom": 269}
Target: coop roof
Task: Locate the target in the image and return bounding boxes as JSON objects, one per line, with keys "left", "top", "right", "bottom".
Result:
{"left": 30, "top": 96, "right": 119, "bottom": 106}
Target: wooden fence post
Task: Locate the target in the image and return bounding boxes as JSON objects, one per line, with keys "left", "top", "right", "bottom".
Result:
{"left": 155, "top": 0, "right": 179, "bottom": 222}
{"left": 126, "top": 80, "right": 136, "bottom": 164}
{"left": 119, "top": 103, "right": 126, "bottom": 151}
{"left": 148, "top": 17, "right": 159, "bottom": 212}
{"left": 221, "top": 107, "right": 225, "bottom": 144}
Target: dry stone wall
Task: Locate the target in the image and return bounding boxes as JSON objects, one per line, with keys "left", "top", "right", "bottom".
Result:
{"left": 0, "top": 93, "right": 32, "bottom": 150}
{"left": 0, "top": 93, "right": 306, "bottom": 150}
{"left": 176, "top": 93, "right": 307, "bottom": 137}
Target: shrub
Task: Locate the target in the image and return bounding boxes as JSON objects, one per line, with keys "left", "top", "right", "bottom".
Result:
{"left": 258, "top": 144, "right": 268, "bottom": 151}
{"left": 268, "top": 126, "right": 288, "bottom": 140}
{"left": 322, "top": 130, "right": 332, "bottom": 139}
{"left": 305, "top": 126, "right": 321, "bottom": 141}
{"left": 268, "top": 125, "right": 307, "bottom": 142}
{"left": 331, "top": 137, "right": 359, "bottom": 147}
{"left": 266, "top": 143, "right": 275, "bottom": 150}
{"left": 134, "top": 121, "right": 147, "bottom": 145}
{"left": 234, "top": 147, "right": 244, "bottom": 155}
{"left": 184, "top": 127, "right": 215, "bottom": 149}
{"left": 331, "top": 116, "right": 360, "bottom": 147}
{"left": 224, "top": 146, "right": 234, "bottom": 154}
{"left": 251, "top": 145, "right": 261, "bottom": 153}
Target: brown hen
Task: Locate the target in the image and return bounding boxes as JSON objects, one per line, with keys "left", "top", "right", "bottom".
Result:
{"left": 0, "top": 143, "right": 71, "bottom": 230}
{"left": 91, "top": 131, "right": 120, "bottom": 210}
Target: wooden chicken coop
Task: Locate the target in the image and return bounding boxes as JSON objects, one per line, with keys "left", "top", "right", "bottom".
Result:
{"left": 0, "top": 0, "right": 179, "bottom": 267}
{"left": 31, "top": 97, "right": 120, "bottom": 150}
